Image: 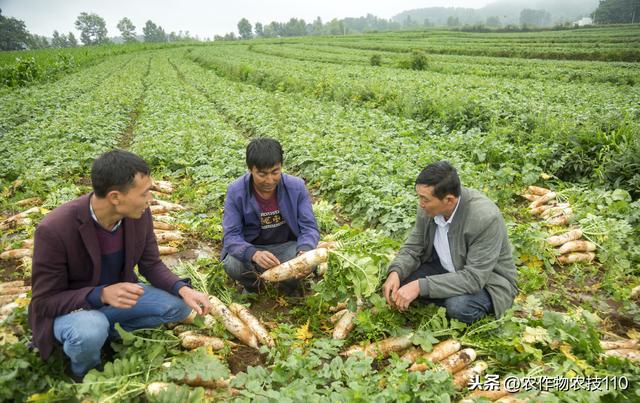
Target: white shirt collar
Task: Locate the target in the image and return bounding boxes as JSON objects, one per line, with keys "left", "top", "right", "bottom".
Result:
{"left": 89, "top": 198, "right": 122, "bottom": 232}
{"left": 434, "top": 195, "right": 461, "bottom": 227}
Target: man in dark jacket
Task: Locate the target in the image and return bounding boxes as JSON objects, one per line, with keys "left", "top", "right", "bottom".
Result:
{"left": 383, "top": 161, "right": 518, "bottom": 323}
{"left": 28, "top": 150, "right": 211, "bottom": 379}
{"left": 222, "top": 138, "right": 320, "bottom": 295}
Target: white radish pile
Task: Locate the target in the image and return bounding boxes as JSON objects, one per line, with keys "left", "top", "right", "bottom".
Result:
{"left": 600, "top": 337, "right": 640, "bottom": 362}
{"left": 0, "top": 280, "right": 29, "bottom": 321}
{"left": 207, "top": 296, "right": 274, "bottom": 349}
{"left": 523, "top": 186, "right": 598, "bottom": 265}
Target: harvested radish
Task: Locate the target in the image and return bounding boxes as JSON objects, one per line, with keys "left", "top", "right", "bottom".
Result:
{"left": 362, "top": 334, "right": 413, "bottom": 358}
{"left": 260, "top": 248, "right": 328, "bottom": 282}
{"left": 15, "top": 197, "right": 42, "bottom": 207}
{"left": 333, "top": 310, "right": 356, "bottom": 340}
{"left": 527, "top": 186, "right": 551, "bottom": 196}
{"left": 438, "top": 348, "right": 477, "bottom": 373}
{"left": 153, "top": 221, "right": 175, "bottom": 230}
{"left": 153, "top": 199, "right": 185, "bottom": 211}
{"left": 530, "top": 203, "right": 555, "bottom": 216}
{"left": 546, "top": 229, "right": 583, "bottom": 247}
{"left": 329, "top": 309, "right": 348, "bottom": 324}
{"left": 558, "top": 240, "right": 596, "bottom": 255}
{"left": 400, "top": 346, "right": 424, "bottom": 363}
{"left": 453, "top": 360, "right": 488, "bottom": 389}
{"left": 151, "top": 180, "right": 175, "bottom": 194}
{"left": 0, "top": 249, "right": 32, "bottom": 261}
{"left": 0, "top": 281, "right": 25, "bottom": 290}
{"left": 178, "top": 331, "right": 226, "bottom": 350}
{"left": 529, "top": 192, "right": 556, "bottom": 209}
{"left": 546, "top": 214, "right": 571, "bottom": 226}
{"left": 208, "top": 296, "right": 258, "bottom": 348}
{"left": 540, "top": 204, "right": 571, "bottom": 219}
{"left": 521, "top": 194, "right": 539, "bottom": 202}
{"left": 150, "top": 205, "right": 169, "bottom": 215}
{"left": 229, "top": 303, "right": 275, "bottom": 347}
{"left": 0, "top": 286, "right": 30, "bottom": 296}
{"left": 600, "top": 339, "right": 638, "bottom": 350}
{"left": 158, "top": 246, "right": 179, "bottom": 255}
{"left": 602, "top": 348, "right": 640, "bottom": 362}
{"left": 557, "top": 252, "right": 595, "bottom": 265}
{"left": 631, "top": 285, "right": 640, "bottom": 300}
{"left": 409, "top": 339, "right": 462, "bottom": 370}
{"left": 155, "top": 231, "right": 183, "bottom": 244}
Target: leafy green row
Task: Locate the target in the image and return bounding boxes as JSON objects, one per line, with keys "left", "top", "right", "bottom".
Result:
{"left": 0, "top": 54, "right": 149, "bottom": 206}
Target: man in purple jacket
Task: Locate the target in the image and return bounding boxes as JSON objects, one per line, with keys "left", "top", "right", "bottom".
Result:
{"left": 222, "top": 138, "right": 320, "bottom": 295}
{"left": 28, "top": 150, "right": 211, "bottom": 380}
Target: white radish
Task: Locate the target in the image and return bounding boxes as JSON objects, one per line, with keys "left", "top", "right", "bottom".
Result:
{"left": 546, "top": 229, "right": 583, "bottom": 247}
{"left": 229, "top": 303, "right": 275, "bottom": 347}
{"left": 260, "top": 248, "right": 328, "bottom": 282}
{"left": 208, "top": 296, "right": 258, "bottom": 348}
{"left": 557, "top": 252, "right": 595, "bottom": 265}
{"left": 332, "top": 310, "right": 356, "bottom": 340}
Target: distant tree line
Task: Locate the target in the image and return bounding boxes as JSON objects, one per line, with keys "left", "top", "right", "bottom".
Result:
{"left": 0, "top": 9, "right": 196, "bottom": 51}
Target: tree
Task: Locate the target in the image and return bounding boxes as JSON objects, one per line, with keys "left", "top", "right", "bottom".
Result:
{"left": 446, "top": 16, "right": 460, "bottom": 27}
{"left": 519, "top": 9, "right": 552, "bottom": 26}
{"left": 27, "top": 34, "right": 49, "bottom": 49}
{"left": 117, "top": 17, "right": 137, "bottom": 43}
{"left": 0, "top": 8, "right": 31, "bottom": 50}
{"left": 143, "top": 20, "right": 166, "bottom": 42}
{"left": 51, "top": 30, "right": 65, "bottom": 48}
{"left": 312, "top": 17, "right": 323, "bottom": 35}
{"left": 237, "top": 18, "right": 253, "bottom": 39}
{"left": 593, "top": 0, "right": 640, "bottom": 24}
{"left": 75, "top": 12, "right": 108, "bottom": 45}
{"left": 67, "top": 32, "right": 78, "bottom": 47}
{"left": 254, "top": 22, "right": 263, "bottom": 37}
{"left": 486, "top": 16, "right": 501, "bottom": 27}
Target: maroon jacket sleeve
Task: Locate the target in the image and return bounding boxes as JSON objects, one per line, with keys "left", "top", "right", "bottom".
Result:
{"left": 136, "top": 209, "right": 182, "bottom": 291}
{"left": 30, "top": 224, "right": 93, "bottom": 318}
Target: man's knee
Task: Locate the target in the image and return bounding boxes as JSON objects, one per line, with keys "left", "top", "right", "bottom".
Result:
{"left": 63, "top": 311, "right": 110, "bottom": 348}
{"left": 444, "top": 295, "right": 489, "bottom": 324}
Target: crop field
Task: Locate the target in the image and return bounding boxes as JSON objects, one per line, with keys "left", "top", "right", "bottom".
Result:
{"left": 0, "top": 25, "right": 639, "bottom": 402}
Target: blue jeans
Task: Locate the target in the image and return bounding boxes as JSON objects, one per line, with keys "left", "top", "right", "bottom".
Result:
{"left": 400, "top": 252, "right": 494, "bottom": 324}
{"left": 223, "top": 240, "right": 300, "bottom": 294}
{"left": 53, "top": 284, "right": 191, "bottom": 377}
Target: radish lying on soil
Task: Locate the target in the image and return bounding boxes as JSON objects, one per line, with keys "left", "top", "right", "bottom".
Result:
{"left": 453, "top": 360, "right": 488, "bottom": 389}
{"left": 529, "top": 192, "right": 556, "bottom": 209}
{"left": 546, "top": 229, "right": 583, "bottom": 247}
{"left": 527, "top": 186, "right": 551, "bottom": 196}
{"left": 229, "top": 303, "right": 275, "bottom": 347}
{"left": 343, "top": 334, "right": 414, "bottom": 358}
{"left": 208, "top": 296, "right": 258, "bottom": 348}
{"left": 600, "top": 339, "right": 638, "bottom": 350}
{"left": 557, "top": 252, "right": 595, "bottom": 265}
{"left": 0, "top": 249, "right": 32, "bottom": 261}
{"left": 558, "top": 240, "right": 596, "bottom": 255}
{"left": 407, "top": 339, "right": 461, "bottom": 370}
{"left": 178, "top": 331, "right": 227, "bottom": 350}
{"left": 333, "top": 310, "right": 357, "bottom": 340}
{"left": 158, "top": 246, "right": 179, "bottom": 255}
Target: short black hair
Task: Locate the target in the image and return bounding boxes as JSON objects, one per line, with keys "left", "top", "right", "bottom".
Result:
{"left": 91, "top": 149, "right": 150, "bottom": 198}
{"left": 415, "top": 161, "right": 461, "bottom": 199}
{"left": 246, "top": 138, "right": 283, "bottom": 170}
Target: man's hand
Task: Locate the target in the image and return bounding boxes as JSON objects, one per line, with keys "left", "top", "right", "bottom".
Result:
{"left": 395, "top": 280, "right": 421, "bottom": 311}
{"left": 101, "top": 283, "right": 144, "bottom": 308}
{"left": 383, "top": 272, "right": 400, "bottom": 307}
{"left": 252, "top": 250, "right": 280, "bottom": 269}
{"left": 178, "top": 287, "right": 212, "bottom": 316}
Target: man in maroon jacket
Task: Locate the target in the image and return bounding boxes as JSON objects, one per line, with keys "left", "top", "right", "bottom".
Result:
{"left": 28, "top": 150, "right": 211, "bottom": 379}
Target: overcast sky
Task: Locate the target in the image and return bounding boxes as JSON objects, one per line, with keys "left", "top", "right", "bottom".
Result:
{"left": 0, "top": 0, "right": 494, "bottom": 39}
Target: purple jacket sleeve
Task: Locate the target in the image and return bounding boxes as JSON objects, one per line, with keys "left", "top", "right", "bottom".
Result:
{"left": 30, "top": 225, "right": 93, "bottom": 318}
{"left": 222, "top": 190, "right": 256, "bottom": 263}
{"left": 295, "top": 186, "right": 320, "bottom": 253}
